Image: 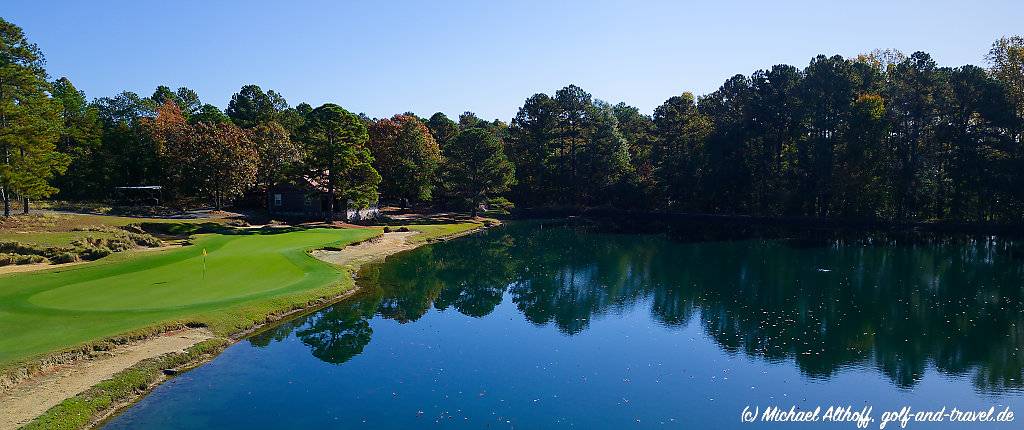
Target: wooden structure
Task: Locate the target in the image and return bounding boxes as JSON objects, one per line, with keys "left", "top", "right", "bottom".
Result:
{"left": 267, "top": 183, "right": 379, "bottom": 221}
{"left": 113, "top": 186, "right": 162, "bottom": 205}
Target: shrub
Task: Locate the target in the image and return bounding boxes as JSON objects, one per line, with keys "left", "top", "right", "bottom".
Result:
{"left": 0, "top": 241, "right": 47, "bottom": 256}
{"left": 68, "top": 230, "right": 161, "bottom": 263}
{"left": 482, "top": 197, "right": 515, "bottom": 216}
{"left": 122, "top": 231, "right": 161, "bottom": 247}
{"left": 0, "top": 253, "right": 47, "bottom": 266}
{"left": 48, "top": 251, "right": 79, "bottom": 264}
{"left": 226, "top": 219, "right": 249, "bottom": 227}
{"left": 79, "top": 247, "right": 112, "bottom": 261}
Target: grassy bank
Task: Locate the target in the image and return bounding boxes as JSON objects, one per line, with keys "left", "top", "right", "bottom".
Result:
{"left": 406, "top": 221, "right": 490, "bottom": 243}
{"left": 22, "top": 338, "right": 230, "bottom": 430}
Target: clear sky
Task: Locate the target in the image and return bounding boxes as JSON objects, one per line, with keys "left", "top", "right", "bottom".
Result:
{"left": 5, "top": 1, "right": 1023, "bottom": 121}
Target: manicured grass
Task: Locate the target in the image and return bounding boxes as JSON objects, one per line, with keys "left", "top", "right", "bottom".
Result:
{"left": 0, "top": 227, "right": 380, "bottom": 368}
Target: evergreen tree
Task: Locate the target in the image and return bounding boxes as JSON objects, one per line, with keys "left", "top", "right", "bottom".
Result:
{"left": 299, "top": 104, "right": 380, "bottom": 222}
{"left": 443, "top": 128, "right": 514, "bottom": 215}
{"left": 51, "top": 77, "right": 102, "bottom": 199}
{"left": 226, "top": 85, "right": 287, "bottom": 128}
{"left": 652, "top": 93, "right": 712, "bottom": 209}
{"left": 426, "top": 112, "right": 459, "bottom": 151}
{"left": 0, "top": 18, "right": 69, "bottom": 216}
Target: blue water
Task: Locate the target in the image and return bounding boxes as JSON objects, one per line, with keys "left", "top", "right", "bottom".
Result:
{"left": 104, "top": 223, "right": 1024, "bottom": 429}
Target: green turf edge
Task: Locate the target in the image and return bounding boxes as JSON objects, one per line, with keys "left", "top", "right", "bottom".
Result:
{"left": 21, "top": 338, "right": 230, "bottom": 430}
{"left": 8, "top": 221, "right": 492, "bottom": 430}
{"left": 406, "top": 220, "right": 494, "bottom": 244}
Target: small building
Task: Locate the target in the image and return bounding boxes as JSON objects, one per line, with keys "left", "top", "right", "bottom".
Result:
{"left": 113, "top": 186, "right": 163, "bottom": 205}
{"left": 267, "top": 182, "right": 379, "bottom": 222}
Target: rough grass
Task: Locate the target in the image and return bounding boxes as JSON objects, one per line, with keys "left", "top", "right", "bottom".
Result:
{"left": 0, "top": 213, "right": 219, "bottom": 267}
{"left": 21, "top": 338, "right": 230, "bottom": 430}
{"left": 0, "top": 231, "right": 119, "bottom": 248}
{"left": 0, "top": 213, "right": 225, "bottom": 238}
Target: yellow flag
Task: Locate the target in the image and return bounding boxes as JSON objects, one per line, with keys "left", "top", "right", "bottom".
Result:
{"left": 203, "top": 249, "right": 208, "bottom": 256}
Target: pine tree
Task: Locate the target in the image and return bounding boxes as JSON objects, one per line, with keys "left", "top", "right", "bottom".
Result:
{"left": 0, "top": 18, "right": 68, "bottom": 216}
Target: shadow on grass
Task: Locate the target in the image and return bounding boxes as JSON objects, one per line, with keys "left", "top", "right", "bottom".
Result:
{"left": 138, "top": 222, "right": 311, "bottom": 237}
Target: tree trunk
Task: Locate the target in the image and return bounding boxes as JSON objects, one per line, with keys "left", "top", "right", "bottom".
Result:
{"left": 22, "top": 197, "right": 28, "bottom": 214}
{"left": 470, "top": 194, "right": 481, "bottom": 217}
{"left": 1, "top": 186, "right": 9, "bottom": 217}
{"left": 326, "top": 181, "right": 335, "bottom": 223}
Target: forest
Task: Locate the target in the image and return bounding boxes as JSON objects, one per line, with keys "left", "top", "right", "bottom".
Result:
{"left": 3, "top": 16, "right": 1024, "bottom": 223}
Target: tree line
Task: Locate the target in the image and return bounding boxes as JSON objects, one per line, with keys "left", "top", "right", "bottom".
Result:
{"left": 3, "top": 16, "right": 1024, "bottom": 223}
{"left": 0, "top": 19, "right": 513, "bottom": 220}
{"left": 507, "top": 46, "right": 1024, "bottom": 223}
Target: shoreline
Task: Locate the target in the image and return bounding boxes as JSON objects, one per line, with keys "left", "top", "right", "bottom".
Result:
{"left": 5, "top": 222, "right": 492, "bottom": 430}
{"left": 511, "top": 207, "right": 1024, "bottom": 236}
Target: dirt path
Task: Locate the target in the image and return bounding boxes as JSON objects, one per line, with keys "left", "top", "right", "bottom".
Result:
{"left": 0, "top": 328, "right": 212, "bottom": 430}
{"left": 311, "top": 231, "right": 420, "bottom": 269}
{"left": 0, "top": 261, "right": 87, "bottom": 276}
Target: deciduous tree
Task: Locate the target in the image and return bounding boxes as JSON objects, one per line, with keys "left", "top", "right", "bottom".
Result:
{"left": 250, "top": 120, "right": 298, "bottom": 201}
{"left": 367, "top": 115, "right": 441, "bottom": 206}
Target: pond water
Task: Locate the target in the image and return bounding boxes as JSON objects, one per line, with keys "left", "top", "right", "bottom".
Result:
{"left": 103, "top": 222, "right": 1024, "bottom": 429}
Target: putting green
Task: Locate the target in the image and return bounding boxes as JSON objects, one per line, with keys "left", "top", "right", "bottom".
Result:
{"left": 0, "top": 227, "right": 379, "bottom": 367}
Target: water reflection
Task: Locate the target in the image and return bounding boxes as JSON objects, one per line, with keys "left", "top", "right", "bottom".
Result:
{"left": 250, "top": 222, "right": 1024, "bottom": 393}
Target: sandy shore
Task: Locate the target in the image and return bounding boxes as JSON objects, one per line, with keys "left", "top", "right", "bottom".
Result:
{"left": 0, "top": 329, "right": 212, "bottom": 430}
{"left": 311, "top": 230, "right": 420, "bottom": 268}
{"left": 0, "top": 228, "right": 474, "bottom": 429}
{"left": 0, "top": 261, "right": 87, "bottom": 276}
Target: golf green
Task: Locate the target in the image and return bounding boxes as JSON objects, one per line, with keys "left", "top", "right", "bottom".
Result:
{"left": 0, "top": 227, "right": 380, "bottom": 367}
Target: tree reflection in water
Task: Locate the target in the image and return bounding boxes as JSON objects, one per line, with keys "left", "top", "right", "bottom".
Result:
{"left": 249, "top": 222, "right": 1024, "bottom": 393}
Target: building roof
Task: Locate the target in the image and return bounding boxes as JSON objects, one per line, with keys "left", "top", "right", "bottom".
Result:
{"left": 114, "top": 186, "right": 163, "bottom": 190}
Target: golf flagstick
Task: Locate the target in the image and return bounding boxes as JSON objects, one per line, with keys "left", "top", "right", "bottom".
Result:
{"left": 203, "top": 248, "right": 207, "bottom": 281}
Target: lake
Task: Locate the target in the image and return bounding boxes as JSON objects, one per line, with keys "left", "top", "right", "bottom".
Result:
{"left": 103, "top": 221, "right": 1023, "bottom": 429}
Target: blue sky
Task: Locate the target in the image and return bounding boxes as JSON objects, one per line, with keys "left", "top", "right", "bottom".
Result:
{"left": 6, "top": 1, "right": 1023, "bottom": 121}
